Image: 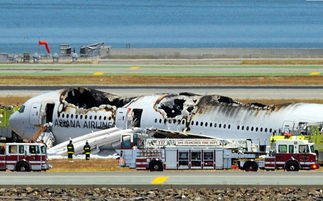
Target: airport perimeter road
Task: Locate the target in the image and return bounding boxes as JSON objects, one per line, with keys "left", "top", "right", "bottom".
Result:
{"left": 0, "top": 172, "right": 322, "bottom": 186}
{"left": 2, "top": 85, "right": 323, "bottom": 99}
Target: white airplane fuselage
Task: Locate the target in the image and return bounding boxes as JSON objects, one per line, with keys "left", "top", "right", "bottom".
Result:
{"left": 9, "top": 88, "right": 323, "bottom": 145}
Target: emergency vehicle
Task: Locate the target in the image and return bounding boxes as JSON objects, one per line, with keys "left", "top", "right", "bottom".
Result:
{"left": 118, "top": 137, "right": 319, "bottom": 172}
{"left": 0, "top": 142, "right": 50, "bottom": 171}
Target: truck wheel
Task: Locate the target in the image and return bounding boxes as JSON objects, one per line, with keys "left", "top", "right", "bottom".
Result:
{"left": 285, "top": 161, "right": 300, "bottom": 171}
{"left": 243, "top": 161, "right": 258, "bottom": 172}
{"left": 16, "top": 162, "right": 31, "bottom": 172}
{"left": 149, "top": 161, "right": 163, "bottom": 171}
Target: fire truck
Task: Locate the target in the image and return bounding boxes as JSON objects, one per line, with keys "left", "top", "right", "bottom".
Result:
{"left": 0, "top": 142, "right": 51, "bottom": 171}
{"left": 118, "top": 136, "right": 319, "bottom": 172}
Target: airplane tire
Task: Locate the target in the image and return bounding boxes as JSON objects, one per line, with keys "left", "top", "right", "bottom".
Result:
{"left": 243, "top": 161, "right": 258, "bottom": 172}
{"left": 16, "top": 162, "right": 31, "bottom": 172}
{"left": 285, "top": 161, "right": 300, "bottom": 171}
{"left": 149, "top": 160, "right": 163, "bottom": 171}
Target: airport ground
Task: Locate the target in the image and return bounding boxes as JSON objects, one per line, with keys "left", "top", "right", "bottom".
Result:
{"left": 1, "top": 60, "right": 323, "bottom": 199}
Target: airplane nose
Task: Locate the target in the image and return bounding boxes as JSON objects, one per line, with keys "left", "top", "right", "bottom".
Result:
{"left": 9, "top": 111, "right": 20, "bottom": 131}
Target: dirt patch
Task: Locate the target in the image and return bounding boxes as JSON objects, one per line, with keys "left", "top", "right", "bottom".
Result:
{"left": 2, "top": 76, "right": 323, "bottom": 85}
{"left": 48, "top": 158, "right": 130, "bottom": 171}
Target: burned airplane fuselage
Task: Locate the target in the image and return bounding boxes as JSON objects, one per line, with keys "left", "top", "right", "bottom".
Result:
{"left": 9, "top": 87, "right": 323, "bottom": 145}
{"left": 124, "top": 93, "right": 323, "bottom": 144}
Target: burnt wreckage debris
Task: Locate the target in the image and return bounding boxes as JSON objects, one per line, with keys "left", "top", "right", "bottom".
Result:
{"left": 56, "top": 87, "right": 134, "bottom": 129}
{"left": 154, "top": 93, "right": 280, "bottom": 124}
{"left": 61, "top": 87, "right": 132, "bottom": 109}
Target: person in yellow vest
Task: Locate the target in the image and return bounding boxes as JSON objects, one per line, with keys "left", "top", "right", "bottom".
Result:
{"left": 67, "top": 140, "right": 74, "bottom": 160}
{"left": 83, "top": 141, "right": 91, "bottom": 160}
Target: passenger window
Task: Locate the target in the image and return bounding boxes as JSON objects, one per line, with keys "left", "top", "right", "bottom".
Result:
{"left": 103, "top": 116, "right": 106, "bottom": 120}
{"left": 278, "top": 145, "right": 287, "bottom": 153}
{"left": 260, "top": 128, "right": 263, "bottom": 132}
{"left": 71, "top": 114, "right": 74, "bottom": 118}
{"left": 242, "top": 126, "right": 244, "bottom": 130}
{"left": 196, "top": 121, "right": 199, "bottom": 126}
{"left": 178, "top": 151, "right": 189, "bottom": 166}
{"left": 80, "top": 115, "right": 83, "bottom": 120}
{"left": 75, "top": 115, "right": 78, "bottom": 119}
{"left": 85, "top": 115, "right": 88, "bottom": 119}
{"left": 191, "top": 121, "right": 194, "bottom": 125}
{"left": 265, "top": 128, "right": 268, "bottom": 132}
{"left": 159, "top": 119, "right": 162, "bottom": 123}
{"left": 210, "top": 123, "right": 213, "bottom": 127}
{"left": 9, "top": 145, "right": 17, "bottom": 154}
{"left": 62, "top": 114, "right": 65, "bottom": 118}
{"left": 251, "top": 127, "right": 254, "bottom": 131}
{"left": 182, "top": 120, "right": 185, "bottom": 125}
{"left": 108, "top": 117, "right": 112, "bottom": 121}
{"left": 214, "top": 123, "right": 217, "bottom": 128}
{"left": 94, "top": 116, "right": 97, "bottom": 120}
{"left": 228, "top": 124, "right": 231, "bottom": 129}
{"left": 246, "top": 126, "right": 249, "bottom": 131}
{"left": 173, "top": 119, "right": 176, "bottom": 124}
{"left": 255, "top": 127, "right": 258, "bottom": 132}
{"left": 99, "top": 116, "right": 102, "bottom": 120}
{"left": 0, "top": 145, "right": 5, "bottom": 155}
{"left": 66, "top": 114, "right": 69, "bottom": 118}
{"left": 200, "top": 122, "right": 203, "bottom": 126}
{"left": 41, "top": 146, "right": 47, "bottom": 154}
{"left": 168, "top": 119, "right": 172, "bottom": 124}
{"left": 164, "top": 119, "right": 167, "bottom": 124}
{"left": 154, "top": 119, "right": 157, "bottom": 123}
{"left": 219, "top": 124, "right": 222, "bottom": 128}
{"left": 19, "top": 145, "right": 24, "bottom": 154}
{"left": 237, "top": 125, "right": 240, "bottom": 130}
{"left": 205, "top": 122, "right": 208, "bottom": 127}
{"left": 299, "top": 145, "right": 309, "bottom": 153}
{"left": 29, "top": 145, "right": 36, "bottom": 154}
{"left": 269, "top": 128, "right": 273, "bottom": 133}
{"left": 223, "top": 124, "right": 226, "bottom": 129}
{"left": 89, "top": 116, "right": 92, "bottom": 120}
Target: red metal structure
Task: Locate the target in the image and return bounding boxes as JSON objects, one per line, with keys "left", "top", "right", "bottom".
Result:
{"left": 38, "top": 41, "right": 51, "bottom": 53}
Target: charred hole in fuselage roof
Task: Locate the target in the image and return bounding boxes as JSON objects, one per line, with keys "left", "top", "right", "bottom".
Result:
{"left": 159, "top": 98, "right": 186, "bottom": 118}
{"left": 62, "top": 87, "right": 132, "bottom": 109}
{"left": 217, "top": 96, "right": 240, "bottom": 105}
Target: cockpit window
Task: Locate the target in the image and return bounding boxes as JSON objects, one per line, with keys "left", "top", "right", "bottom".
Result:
{"left": 18, "top": 105, "right": 25, "bottom": 113}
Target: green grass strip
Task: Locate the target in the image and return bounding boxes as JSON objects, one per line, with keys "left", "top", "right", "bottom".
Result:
{"left": 0, "top": 72, "right": 321, "bottom": 77}
{"left": 2, "top": 64, "right": 323, "bottom": 69}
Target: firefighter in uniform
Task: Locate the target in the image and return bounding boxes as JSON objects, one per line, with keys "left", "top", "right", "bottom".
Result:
{"left": 83, "top": 141, "right": 91, "bottom": 160}
{"left": 67, "top": 140, "right": 74, "bottom": 160}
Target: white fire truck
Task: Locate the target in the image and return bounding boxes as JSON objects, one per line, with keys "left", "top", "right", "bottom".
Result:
{"left": 118, "top": 137, "right": 319, "bottom": 172}
{"left": 0, "top": 143, "right": 51, "bottom": 171}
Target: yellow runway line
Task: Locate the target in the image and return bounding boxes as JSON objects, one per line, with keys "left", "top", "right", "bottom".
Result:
{"left": 93, "top": 72, "right": 104, "bottom": 76}
{"left": 309, "top": 72, "right": 320, "bottom": 75}
{"left": 130, "top": 66, "right": 140, "bottom": 70}
{"left": 151, "top": 176, "right": 169, "bottom": 184}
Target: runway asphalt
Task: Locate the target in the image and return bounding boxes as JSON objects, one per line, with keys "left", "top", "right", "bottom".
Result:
{"left": 0, "top": 171, "right": 321, "bottom": 186}
{"left": 1, "top": 85, "right": 323, "bottom": 99}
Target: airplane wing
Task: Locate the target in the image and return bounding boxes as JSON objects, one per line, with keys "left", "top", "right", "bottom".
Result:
{"left": 145, "top": 128, "right": 215, "bottom": 139}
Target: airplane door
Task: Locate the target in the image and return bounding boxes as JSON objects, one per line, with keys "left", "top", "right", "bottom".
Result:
{"left": 29, "top": 103, "right": 42, "bottom": 125}
{"left": 282, "top": 121, "right": 295, "bottom": 134}
{"left": 116, "top": 108, "right": 128, "bottom": 129}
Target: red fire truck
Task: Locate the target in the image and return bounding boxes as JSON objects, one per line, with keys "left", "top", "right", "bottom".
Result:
{"left": 118, "top": 137, "right": 319, "bottom": 172}
{"left": 0, "top": 143, "right": 51, "bottom": 171}
{"left": 240, "top": 139, "right": 319, "bottom": 171}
